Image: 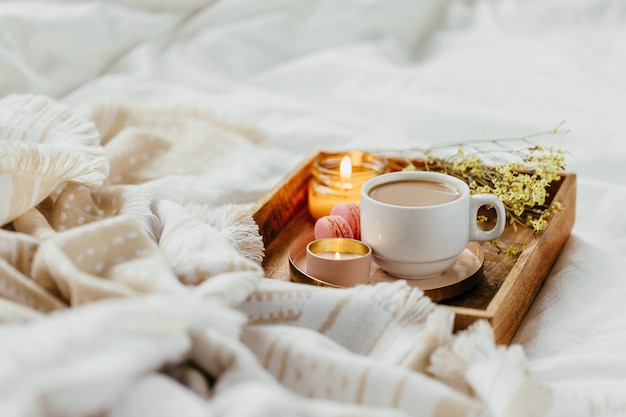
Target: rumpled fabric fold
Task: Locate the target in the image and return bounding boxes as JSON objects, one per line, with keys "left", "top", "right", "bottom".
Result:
{"left": 0, "top": 94, "right": 572, "bottom": 417}
{"left": 0, "top": 94, "right": 109, "bottom": 227}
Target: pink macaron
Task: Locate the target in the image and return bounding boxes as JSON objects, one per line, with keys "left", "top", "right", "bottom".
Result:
{"left": 314, "top": 215, "right": 354, "bottom": 240}
{"left": 330, "top": 202, "right": 361, "bottom": 240}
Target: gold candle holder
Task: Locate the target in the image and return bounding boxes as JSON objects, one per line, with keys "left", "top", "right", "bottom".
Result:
{"left": 308, "top": 150, "right": 387, "bottom": 220}
{"left": 305, "top": 238, "right": 372, "bottom": 287}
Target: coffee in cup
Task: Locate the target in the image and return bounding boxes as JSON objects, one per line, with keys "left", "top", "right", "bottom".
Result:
{"left": 360, "top": 171, "right": 506, "bottom": 279}
{"left": 368, "top": 179, "right": 462, "bottom": 207}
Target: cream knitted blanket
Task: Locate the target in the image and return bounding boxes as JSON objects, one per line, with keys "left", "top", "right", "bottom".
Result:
{"left": 0, "top": 94, "right": 582, "bottom": 417}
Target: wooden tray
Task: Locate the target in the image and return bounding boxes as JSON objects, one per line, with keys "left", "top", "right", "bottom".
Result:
{"left": 249, "top": 151, "right": 576, "bottom": 345}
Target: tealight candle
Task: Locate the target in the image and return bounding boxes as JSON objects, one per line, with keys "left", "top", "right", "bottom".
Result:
{"left": 314, "top": 252, "right": 363, "bottom": 260}
{"left": 305, "top": 238, "right": 372, "bottom": 287}
{"left": 308, "top": 151, "right": 387, "bottom": 220}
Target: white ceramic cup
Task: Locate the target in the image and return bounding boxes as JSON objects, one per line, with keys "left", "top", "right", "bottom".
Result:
{"left": 360, "top": 171, "right": 506, "bottom": 279}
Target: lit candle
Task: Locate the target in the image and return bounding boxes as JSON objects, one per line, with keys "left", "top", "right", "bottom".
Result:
{"left": 340, "top": 156, "right": 352, "bottom": 185}
{"left": 314, "top": 251, "right": 363, "bottom": 260}
{"left": 308, "top": 151, "right": 387, "bottom": 220}
{"left": 305, "top": 238, "right": 372, "bottom": 287}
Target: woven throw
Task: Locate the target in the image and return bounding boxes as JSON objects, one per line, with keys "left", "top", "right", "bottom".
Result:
{"left": 0, "top": 94, "right": 584, "bottom": 417}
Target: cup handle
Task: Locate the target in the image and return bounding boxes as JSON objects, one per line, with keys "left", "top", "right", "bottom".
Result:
{"left": 468, "top": 194, "right": 506, "bottom": 241}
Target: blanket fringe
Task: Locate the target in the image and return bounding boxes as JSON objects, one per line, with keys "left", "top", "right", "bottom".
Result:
{"left": 360, "top": 280, "right": 435, "bottom": 327}
{"left": 0, "top": 141, "right": 109, "bottom": 226}
{"left": 187, "top": 203, "right": 265, "bottom": 266}
{"left": 401, "top": 308, "right": 455, "bottom": 373}
{"left": 428, "top": 320, "right": 493, "bottom": 394}
{"left": 428, "top": 320, "right": 527, "bottom": 395}
{"left": 0, "top": 142, "right": 109, "bottom": 186}
{"left": 0, "top": 94, "right": 101, "bottom": 147}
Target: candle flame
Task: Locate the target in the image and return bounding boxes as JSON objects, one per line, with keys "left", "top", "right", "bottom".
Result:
{"left": 335, "top": 251, "right": 341, "bottom": 260}
{"left": 340, "top": 156, "right": 352, "bottom": 180}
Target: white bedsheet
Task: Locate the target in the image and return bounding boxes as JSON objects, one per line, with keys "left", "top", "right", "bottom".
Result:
{"left": 2, "top": 0, "right": 626, "bottom": 414}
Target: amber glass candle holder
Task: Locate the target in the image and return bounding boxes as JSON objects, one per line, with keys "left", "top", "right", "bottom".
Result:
{"left": 308, "top": 150, "right": 387, "bottom": 219}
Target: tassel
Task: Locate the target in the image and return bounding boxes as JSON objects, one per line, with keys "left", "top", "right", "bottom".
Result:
{"left": 359, "top": 280, "right": 435, "bottom": 327}
{"left": 187, "top": 203, "right": 265, "bottom": 266}
{"left": 216, "top": 204, "right": 265, "bottom": 265}
{"left": 428, "top": 320, "right": 500, "bottom": 394}
{"left": 401, "top": 308, "right": 455, "bottom": 373}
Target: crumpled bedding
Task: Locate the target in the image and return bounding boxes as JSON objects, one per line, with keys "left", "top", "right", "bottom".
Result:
{"left": 2, "top": 0, "right": 626, "bottom": 415}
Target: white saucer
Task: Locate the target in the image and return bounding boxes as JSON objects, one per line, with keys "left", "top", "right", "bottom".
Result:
{"left": 288, "top": 231, "right": 484, "bottom": 301}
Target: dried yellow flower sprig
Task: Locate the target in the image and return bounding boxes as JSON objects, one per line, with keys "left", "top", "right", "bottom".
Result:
{"left": 490, "top": 240, "right": 525, "bottom": 259}
{"left": 384, "top": 123, "right": 569, "bottom": 234}
{"left": 433, "top": 143, "right": 566, "bottom": 232}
